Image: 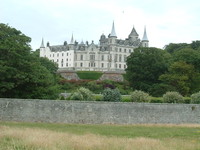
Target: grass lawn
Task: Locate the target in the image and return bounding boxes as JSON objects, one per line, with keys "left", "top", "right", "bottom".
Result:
{"left": 0, "top": 122, "right": 200, "bottom": 150}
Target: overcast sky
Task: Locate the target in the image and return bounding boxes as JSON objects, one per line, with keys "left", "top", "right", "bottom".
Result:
{"left": 1, "top": 0, "right": 200, "bottom": 50}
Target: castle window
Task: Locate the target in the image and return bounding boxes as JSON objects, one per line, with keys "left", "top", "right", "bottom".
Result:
{"left": 66, "top": 58, "right": 68, "bottom": 61}
{"left": 90, "top": 54, "right": 95, "bottom": 60}
{"left": 124, "top": 55, "right": 127, "bottom": 62}
{"left": 61, "top": 63, "right": 63, "bottom": 67}
{"left": 62, "top": 53, "right": 64, "bottom": 56}
{"left": 119, "top": 54, "right": 122, "bottom": 62}
{"left": 119, "top": 64, "right": 121, "bottom": 68}
{"left": 129, "top": 49, "right": 132, "bottom": 53}
{"left": 119, "top": 48, "right": 122, "bottom": 52}
{"left": 67, "top": 53, "right": 68, "bottom": 56}
{"left": 115, "top": 47, "right": 118, "bottom": 52}
{"left": 124, "top": 49, "right": 126, "bottom": 53}
{"left": 80, "top": 62, "right": 83, "bottom": 67}
{"left": 115, "top": 64, "right": 118, "bottom": 68}
{"left": 80, "top": 55, "right": 83, "bottom": 60}
{"left": 57, "top": 59, "right": 59, "bottom": 62}
{"left": 115, "top": 54, "right": 118, "bottom": 61}
{"left": 124, "top": 65, "right": 126, "bottom": 69}
{"left": 101, "top": 55, "right": 104, "bottom": 61}
{"left": 66, "top": 63, "right": 68, "bottom": 67}
{"left": 57, "top": 53, "right": 59, "bottom": 57}
{"left": 102, "top": 63, "right": 104, "bottom": 68}
{"left": 74, "top": 54, "right": 77, "bottom": 61}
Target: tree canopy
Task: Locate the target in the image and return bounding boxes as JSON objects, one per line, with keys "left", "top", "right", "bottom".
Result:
{"left": 125, "top": 47, "right": 171, "bottom": 94}
{"left": 0, "top": 23, "right": 60, "bottom": 99}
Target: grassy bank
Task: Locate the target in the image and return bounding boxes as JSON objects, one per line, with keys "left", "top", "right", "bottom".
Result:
{"left": 0, "top": 122, "right": 200, "bottom": 150}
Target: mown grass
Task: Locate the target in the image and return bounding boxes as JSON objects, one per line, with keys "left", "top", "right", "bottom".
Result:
{"left": 0, "top": 122, "right": 200, "bottom": 150}
{"left": 77, "top": 71, "right": 103, "bottom": 80}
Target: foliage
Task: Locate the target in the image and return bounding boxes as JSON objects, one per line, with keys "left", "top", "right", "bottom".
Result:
{"left": 102, "top": 88, "right": 121, "bottom": 102}
{"left": 149, "top": 97, "right": 163, "bottom": 103}
{"left": 191, "top": 91, "right": 200, "bottom": 104}
{"left": 0, "top": 23, "right": 60, "bottom": 99}
{"left": 164, "top": 43, "right": 189, "bottom": 54}
{"left": 126, "top": 47, "right": 171, "bottom": 93}
{"left": 77, "top": 71, "right": 103, "bottom": 80}
{"left": 191, "top": 40, "right": 200, "bottom": 50}
{"left": 70, "top": 87, "right": 94, "bottom": 101}
{"left": 159, "top": 61, "right": 198, "bottom": 96}
{"left": 163, "top": 91, "right": 183, "bottom": 103}
{"left": 173, "top": 48, "right": 200, "bottom": 72}
{"left": 130, "top": 90, "right": 150, "bottom": 102}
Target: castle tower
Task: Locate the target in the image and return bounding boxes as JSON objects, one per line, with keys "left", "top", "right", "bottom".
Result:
{"left": 108, "top": 21, "right": 117, "bottom": 45}
{"left": 128, "top": 25, "right": 139, "bottom": 42}
{"left": 141, "top": 26, "right": 149, "bottom": 47}
{"left": 40, "top": 38, "right": 45, "bottom": 57}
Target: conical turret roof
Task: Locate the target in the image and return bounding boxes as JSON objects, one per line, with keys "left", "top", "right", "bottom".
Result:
{"left": 70, "top": 34, "right": 74, "bottom": 44}
{"left": 110, "top": 21, "right": 117, "bottom": 37}
{"left": 129, "top": 26, "right": 139, "bottom": 37}
{"left": 142, "top": 26, "right": 149, "bottom": 41}
{"left": 40, "top": 38, "right": 45, "bottom": 48}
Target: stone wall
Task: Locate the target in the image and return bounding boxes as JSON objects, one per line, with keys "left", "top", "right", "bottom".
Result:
{"left": 0, "top": 98, "right": 200, "bottom": 124}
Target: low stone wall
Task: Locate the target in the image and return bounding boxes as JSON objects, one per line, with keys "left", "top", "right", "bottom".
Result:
{"left": 0, "top": 98, "right": 199, "bottom": 124}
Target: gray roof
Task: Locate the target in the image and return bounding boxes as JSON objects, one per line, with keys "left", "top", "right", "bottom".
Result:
{"left": 50, "top": 45, "right": 69, "bottom": 52}
{"left": 40, "top": 38, "right": 45, "bottom": 48}
{"left": 142, "top": 27, "right": 149, "bottom": 41}
{"left": 110, "top": 21, "right": 117, "bottom": 37}
{"left": 129, "top": 26, "right": 139, "bottom": 37}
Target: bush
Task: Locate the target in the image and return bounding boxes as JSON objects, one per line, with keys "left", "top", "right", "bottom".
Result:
{"left": 191, "top": 91, "right": 200, "bottom": 104}
{"left": 163, "top": 91, "right": 183, "bottom": 103}
{"left": 102, "top": 88, "right": 121, "bottom": 102}
{"left": 77, "top": 71, "right": 103, "bottom": 80}
{"left": 149, "top": 97, "right": 163, "bottom": 103}
{"left": 131, "top": 90, "right": 150, "bottom": 102}
{"left": 70, "top": 87, "right": 94, "bottom": 101}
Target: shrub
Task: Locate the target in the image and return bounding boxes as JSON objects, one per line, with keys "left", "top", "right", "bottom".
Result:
{"left": 60, "top": 96, "right": 65, "bottom": 100}
{"left": 163, "top": 91, "right": 183, "bottom": 103}
{"left": 70, "top": 87, "right": 94, "bottom": 101}
{"left": 191, "top": 91, "right": 200, "bottom": 104}
{"left": 131, "top": 90, "right": 150, "bottom": 102}
{"left": 102, "top": 88, "right": 121, "bottom": 102}
{"left": 149, "top": 97, "right": 163, "bottom": 103}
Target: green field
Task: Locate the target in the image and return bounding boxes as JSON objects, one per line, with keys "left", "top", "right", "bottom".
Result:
{"left": 77, "top": 71, "right": 103, "bottom": 80}
{"left": 0, "top": 122, "right": 200, "bottom": 150}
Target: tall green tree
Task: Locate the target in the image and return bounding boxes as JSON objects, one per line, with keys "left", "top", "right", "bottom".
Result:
{"left": 0, "top": 23, "right": 60, "bottom": 99}
{"left": 173, "top": 48, "right": 200, "bottom": 72}
{"left": 125, "top": 47, "right": 171, "bottom": 94}
{"left": 164, "top": 43, "right": 189, "bottom": 54}
{"left": 159, "top": 61, "right": 200, "bottom": 96}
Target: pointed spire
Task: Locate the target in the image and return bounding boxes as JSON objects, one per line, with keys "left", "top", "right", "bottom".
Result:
{"left": 142, "top": 26, "right": 149, "bottom": 41}
{"left": 110, "top": 21, "right": 117, "bottom": 38}
{"left": 129, "top": 25, "right": 138, "bottom": 37}
{"left": 70, "top": 34, "right": 74, "bottom": 44}
{"left": 40, "top": 38, "right": 45, "bottom": 48}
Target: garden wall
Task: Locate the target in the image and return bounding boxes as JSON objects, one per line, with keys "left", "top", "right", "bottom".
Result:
{"left": 0, "top": 98, "right": 199, "bottom": 124}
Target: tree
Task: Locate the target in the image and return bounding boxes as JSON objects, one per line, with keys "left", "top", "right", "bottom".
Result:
{"left": 0, "top": 23, "right": 60, "bottom": 99}
{"left": 125, "top": 47, "right": 171, "bottom": 94}
{"left": 191, "top": 40, "right": 200, "bottom": 50}
{"left": 159, "top": 61, "right": 200, "bottom": 96}
{"left": 173, "top": 48, "right": 200, "bottom": 72}
{"left": 164, "top": 43, "right": 189, "bottom": 54}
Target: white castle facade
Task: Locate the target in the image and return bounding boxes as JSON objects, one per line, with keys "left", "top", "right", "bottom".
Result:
{"left": 40, "top": 22, "right": 149, "bottom": 72}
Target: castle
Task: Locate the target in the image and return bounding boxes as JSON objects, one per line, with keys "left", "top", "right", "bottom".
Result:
{"left": 40, "top": 22, "right": 149, "bottom": 72}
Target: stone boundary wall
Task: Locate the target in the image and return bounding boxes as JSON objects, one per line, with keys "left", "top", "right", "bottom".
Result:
{"left": 0, "top": 98, "right": 200, "bottom": 124}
